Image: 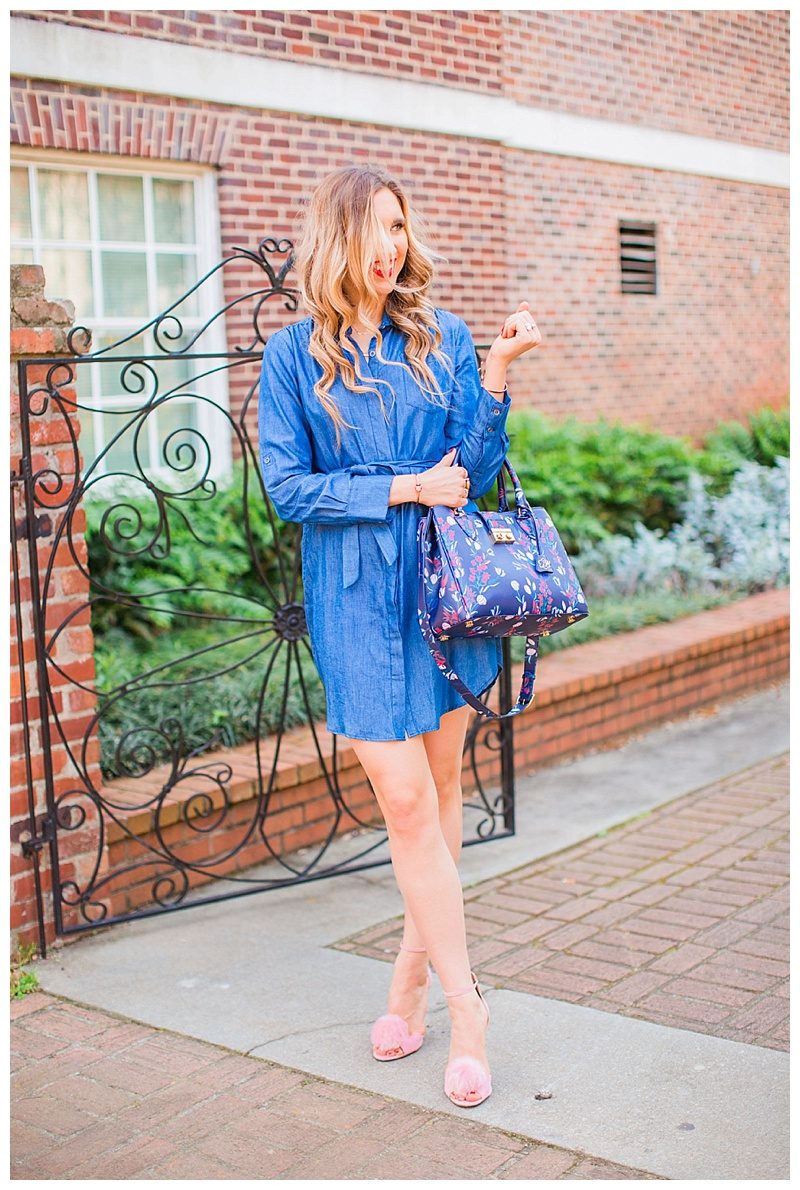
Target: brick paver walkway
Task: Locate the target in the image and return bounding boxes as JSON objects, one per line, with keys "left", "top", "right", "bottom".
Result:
{"left": 11, "top": 753, "right": 787, "bottom": 1179}
{"left": 343, "top": 754, "right": 789, "bottom": 1051}
{"left": 11, "top": 992, "right": 659, "bottom": 1180}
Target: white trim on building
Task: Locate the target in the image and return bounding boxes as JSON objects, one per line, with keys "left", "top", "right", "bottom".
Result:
{"left": 10, "top": 15, "right": 789, "bottom": 189}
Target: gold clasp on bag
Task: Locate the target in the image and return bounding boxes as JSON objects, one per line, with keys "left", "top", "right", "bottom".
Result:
{"left": 491, "top": 526, "right": 515, "bottom": 543}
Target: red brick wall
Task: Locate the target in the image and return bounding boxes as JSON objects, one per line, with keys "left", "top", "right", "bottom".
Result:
{"left": 10, "top": 266, "right": 106, "bottom": 952}
{"left": 515, "top": 588, "right": 789, "bottom": 772}
{"left": 11, "top": 74, "right": 787, "bottom": 440}
{"left": 10, "top": 11, "right": 789, "bottom": 439}
{"left": 23, "top": 9, "right": 505, "bottom": 95}
{"left": 19, "top": 9, "right": 789, "bottom": 152}
{"left": 503, "top": 10, "right": 789, "bottom": 153}
{"left": 85, "top": 587, "right": 791, "bottom": 925}
{"left": 506, "top": 152, "right": 789, "bottom": 432}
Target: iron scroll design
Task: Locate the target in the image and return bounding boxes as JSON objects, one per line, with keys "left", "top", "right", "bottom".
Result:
{"left": 12, "top": 239, "right": 516, "bottom": 947}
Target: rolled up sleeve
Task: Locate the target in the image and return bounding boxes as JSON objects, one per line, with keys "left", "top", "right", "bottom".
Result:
{"left": 444, "top": 316, "right": 512, "bottom": 500}
{"left": 258, "top": 331, "right": 394, "bottom": 525}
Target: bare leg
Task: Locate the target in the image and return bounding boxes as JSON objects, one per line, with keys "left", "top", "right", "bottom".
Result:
{"left": 352, "top": 713, "right": 488, "bottom": 1099}
{"left": 372, "top": 705, "right": 471, "bottom": 1056}
{"left": 403, "top": 703, "right": 472, "bottom": 946}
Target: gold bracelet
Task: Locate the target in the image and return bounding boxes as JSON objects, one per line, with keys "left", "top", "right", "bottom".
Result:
{"left": 414, "top": 474, "right": 423, "bottom": 503}
{"left": 479, "top": 367, "right": 507, "bottom": 396}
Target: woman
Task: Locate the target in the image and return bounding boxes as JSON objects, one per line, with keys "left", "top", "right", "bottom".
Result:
{"left": 258, "top": 164, "right": 541, "bottom": 1108}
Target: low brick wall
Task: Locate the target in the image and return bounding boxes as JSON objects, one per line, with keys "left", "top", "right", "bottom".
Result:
{"left": 513, "top": 587, "right": 789, "bottom": 771}
{"left": 99, "top": 587, "right": 789, "bottom": 920}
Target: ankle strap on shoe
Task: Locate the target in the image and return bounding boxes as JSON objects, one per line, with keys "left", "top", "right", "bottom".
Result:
{"left": 399, "top": 944, "right": 427, "bottom": 953}
{"left": 443, "top": 972, "right": 478, "bottom": 999}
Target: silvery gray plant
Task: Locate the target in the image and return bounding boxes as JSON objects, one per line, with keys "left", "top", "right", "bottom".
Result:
{"left": 579, "top": 458, "right": 789, "bottom": 599}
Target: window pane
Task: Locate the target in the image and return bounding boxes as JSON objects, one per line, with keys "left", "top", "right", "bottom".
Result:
{"left": 40, "top": 248, "right": 94, "bottom": 318}
{"left": 100, "top": 409, "right": 151, "bottom": 475}
{"left": 101, "top": 251, "right": 148, "bottom": 317}
{"left": 38, "top": 170, "right": 90, "bottom": 241}
{"left": 97, "top": 174, "right": 145, "bottom": 242}
{"left": 152, "top": 398, "right": 201, "bottom": 485}
{"left": 11, "top": 168, "right": 32, "bottom": 239}
{"left": 12, "top": 247, "right": 36, "bottom": 264}
{"left": 156, "top": 253, "right": 199, "bottom": 315}
{"left": 95, "top": 328, "right": 148, "bottom": 359}
{"left": 77, "top": 408, "right": 97, "bottom": 472}
{"left": 153, "top": 179, "right": 196, "bottom": 244}
{"left": 94, "top": 331, "right": 149, "bottom": 402}
{"left": 72, "top": 361, "right": 94, "bottom": 410}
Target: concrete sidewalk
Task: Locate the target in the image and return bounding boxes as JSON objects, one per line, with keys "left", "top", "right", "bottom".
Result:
{"left": 12, "top": 682, "right": 789, "bottom": 1179}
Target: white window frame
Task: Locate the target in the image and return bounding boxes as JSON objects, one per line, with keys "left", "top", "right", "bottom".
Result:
{"left": 11, "top": 147, "right": 232, "bottom": 485}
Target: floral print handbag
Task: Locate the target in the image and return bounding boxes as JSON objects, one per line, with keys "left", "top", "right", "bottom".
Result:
{"left": 416, "top": 448, "right": 589, "bottom": 720}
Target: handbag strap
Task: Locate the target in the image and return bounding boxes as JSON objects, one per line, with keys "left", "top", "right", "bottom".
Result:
{"left": 416, "top": 561, "right": 540, "bottom": 719}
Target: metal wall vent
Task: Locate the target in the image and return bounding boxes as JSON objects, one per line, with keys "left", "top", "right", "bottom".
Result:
{"left": 619, "top": 221, "right": 657, "bottom": 294}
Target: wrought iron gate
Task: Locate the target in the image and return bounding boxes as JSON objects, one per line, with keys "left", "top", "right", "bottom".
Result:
{"left": 12, "top": 240, "right": 517, "bottom": 953}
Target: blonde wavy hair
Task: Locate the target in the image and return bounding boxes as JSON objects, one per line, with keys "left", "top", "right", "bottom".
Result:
{"left": 291, "top": 164, "right": 456, "bottom": 451}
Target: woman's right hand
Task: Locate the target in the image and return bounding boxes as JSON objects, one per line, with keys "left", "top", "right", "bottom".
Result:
{"left": 418, "top": 447, "right": 470, "bottom": 508}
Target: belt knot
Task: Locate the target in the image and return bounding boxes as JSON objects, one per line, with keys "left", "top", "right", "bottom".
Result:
{"left": 341, "top": 457, "right": 440, "bottom": 589}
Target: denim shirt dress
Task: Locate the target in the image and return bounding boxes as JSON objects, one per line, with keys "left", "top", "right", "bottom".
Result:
{"left": 258, "top": 306, "right": 512, "bottom": 741}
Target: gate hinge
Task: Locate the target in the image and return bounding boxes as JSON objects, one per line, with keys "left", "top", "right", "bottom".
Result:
{"left": 17, "top": 812, "right": 57, "bottom": 859}
{"left": 13, "top": 511, "right": 53, "bottom": 542}
{"left": 11, "top": 456, "right": 33, "bottom": 481}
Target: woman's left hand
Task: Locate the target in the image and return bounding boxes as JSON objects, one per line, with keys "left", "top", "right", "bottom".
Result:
{"left": 489, "top": 301, "right": 543, "bottom": 364}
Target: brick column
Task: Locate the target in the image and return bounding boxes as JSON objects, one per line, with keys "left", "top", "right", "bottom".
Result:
{"left": 10, "top": 265, "right": 104, "bottom": 952}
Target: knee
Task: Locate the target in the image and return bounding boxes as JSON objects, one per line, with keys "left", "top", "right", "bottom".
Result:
{"left": 381, "top": 785, "right": 437, "bottom": 839}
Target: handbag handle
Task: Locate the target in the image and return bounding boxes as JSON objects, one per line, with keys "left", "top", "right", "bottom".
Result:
{"left": 495, "top": 455, "right": 533, "bottom": 516}
{"left": 451, "top": 443, "right": 532, "bottom": 519}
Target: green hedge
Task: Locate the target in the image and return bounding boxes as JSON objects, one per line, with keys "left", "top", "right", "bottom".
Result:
{"left": 502, "top": 402, "right": 789, "bottom": 552}
{"left": 87, "top": 405, "right": 790, "bottom": 633}
{"left": 87, "top": 404, "right": 788, "bottom": 776}
{"left": 95, "top": 626, "right": 325, "bottom": 778}
{"left": 505, "top": 412, "right": 696, "bottom": 552}
{"left": 695, "top": 404, "right": 791, "bottom": 494}
{"left": 86, "top": 465, "right": 292, "bottom": 640}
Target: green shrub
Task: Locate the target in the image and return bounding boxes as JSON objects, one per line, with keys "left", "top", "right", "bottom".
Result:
{"left": 696, "top": 404, "right": 789, "bottom": 494}
{"left": 503, "top": 411, "right": 698, "bottom": 552}
{"left": 10, "top": 942, "right": 39, "bottom": 1000}
{"left": 87, "top": 404, "right": 788, "bottom": 774}
{"left": 95, "top": 625, "right": 325, "bottom": 779}
{"left": 86, "top": 463, "right": 296, "bottom": 640}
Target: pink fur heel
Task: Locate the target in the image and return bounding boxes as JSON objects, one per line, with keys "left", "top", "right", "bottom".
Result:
{"left": 443, "top": 971, "right": 492, "bottom": 1107}
{"left": 370, "top": 1012, "right": 426, "bottom": 1061}
{"left": 444, "top": 1055, "right": 493, "bottom": 1105}
{"left": 371, "top": 944, "right": 431, "bottom": 1062}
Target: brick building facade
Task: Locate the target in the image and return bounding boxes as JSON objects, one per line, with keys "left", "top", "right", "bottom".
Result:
{"left": 11, "top": 8, "right": 789, "bottom": 439}
{"left": 8, "top": 9, "right": 790, "bottom": 951}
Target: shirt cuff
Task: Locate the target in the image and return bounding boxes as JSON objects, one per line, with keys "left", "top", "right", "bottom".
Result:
{"left": 348, "top": 473, "right": 395, "bottom": 521}
{"left": 477, "top": 384, "right": 511, "bottom": 436}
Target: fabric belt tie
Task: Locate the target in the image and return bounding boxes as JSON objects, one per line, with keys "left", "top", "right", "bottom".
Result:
{"left": 341, "top": 456, "right": 441, "bottom": 590}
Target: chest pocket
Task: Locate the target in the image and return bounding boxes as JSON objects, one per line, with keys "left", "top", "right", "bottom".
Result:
{"left": 403, "top": 387, "right": 450, "bottom": 414}
{"left": 401, "top": 351, "right": 455, "bottom": 412}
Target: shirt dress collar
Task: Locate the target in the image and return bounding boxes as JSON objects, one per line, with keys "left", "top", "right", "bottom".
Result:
{"left": 340, "top": 309, "right": 394, "bottom": 342}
